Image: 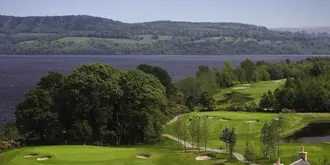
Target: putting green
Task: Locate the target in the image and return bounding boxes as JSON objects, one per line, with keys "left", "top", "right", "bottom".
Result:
{"left": 0, "top": 143, "right": 243, "bottom": 165}
{"left": 213, "top": 79, "right": 286, "bottom": 109}
{"left": 165, "top": 112, "right": 330, "bottom": 165}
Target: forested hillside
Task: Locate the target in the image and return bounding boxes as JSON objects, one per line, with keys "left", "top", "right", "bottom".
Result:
{"left": 1, "top": 15, "right": 330, "bottom": 55}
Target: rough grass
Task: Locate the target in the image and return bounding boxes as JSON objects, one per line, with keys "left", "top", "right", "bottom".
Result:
{"left": 165, "top": 112, "right": 330, "bottom": 165}
{"left": 213, "top": 79, "right": 286, "bottom": 108}
{"left": 0, "top": 137, "right": 243, "bottom": 165}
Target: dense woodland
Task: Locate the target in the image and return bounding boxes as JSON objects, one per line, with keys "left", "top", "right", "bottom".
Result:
{"left": 1, "top": 15, "right": 330, "bottom": 55}
{"left": 13, "top": 64, "right": 174, "bottom": 145}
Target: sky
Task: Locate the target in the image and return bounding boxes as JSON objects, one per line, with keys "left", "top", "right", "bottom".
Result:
{"left": 1, "top": 0, "right": 330, "bottom": 28}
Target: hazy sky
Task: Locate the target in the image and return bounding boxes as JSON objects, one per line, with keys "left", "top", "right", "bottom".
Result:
{"left": 1, "top": 0, "right": 329, "bottom": 28}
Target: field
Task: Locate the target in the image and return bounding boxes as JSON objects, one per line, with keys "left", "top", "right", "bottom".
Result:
{"left": 0, "top": 138, "right": 242, "bottom": 165}
{"left": 213, "top": 79, "right": 286, "bottom": 108}
{"left": 165, "top": 112, "right": 330, "bottom": 165}
{"left": 54, "top": 35, "right": 172, "bottom": 45}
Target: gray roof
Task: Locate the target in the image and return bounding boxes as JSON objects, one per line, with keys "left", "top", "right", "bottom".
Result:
{"left": 290, "top": 159, "right": 311, "bottom": 165}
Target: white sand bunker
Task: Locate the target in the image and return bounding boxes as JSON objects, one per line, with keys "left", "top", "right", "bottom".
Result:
{"left": 136, "top": 154, "right": 150, "bottom": 159}
{"left": 246, "top": 119, "right": 259, "bottom": 123}
{"left": 196, "top": 155, "right": 212, "bottom": 160}
{"left": 242, "top": 84, "right": 251, "bottom": 86}
{"left": 274, "top": 80, "right": 282, "bottom": 83}
{"left": 219, "top": 118, "right": 230, "bottom": 121}
{"left": 232, "top": 87, "right": 249, "bottom": 90}
{"left": 37, "top": 156, "right": 52, "bottom": 161}
{"left": 24, "top": 154, "right": 38, "bottom": 158}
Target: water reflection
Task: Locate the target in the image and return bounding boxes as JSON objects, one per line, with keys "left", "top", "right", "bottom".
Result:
{"left": 285, "top": 123, "right": 330, "bottom": 143}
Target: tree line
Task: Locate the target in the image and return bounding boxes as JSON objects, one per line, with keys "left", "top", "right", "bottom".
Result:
{"left": 12, "top": 63, "right": 181, "bottom": 145}
{"left": 260, "top": 58, "right": 330, "bottom": 112}
{"left": 3, "top": 57, "right": 330, "bottom": 147}
{"left": 1, "top": 15, "right": 330, "bottom": 55}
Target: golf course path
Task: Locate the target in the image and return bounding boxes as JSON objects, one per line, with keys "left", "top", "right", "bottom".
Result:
{"left": 164, "top": 115, "right": 259, "bottom": 165}
{"left": 166, "top": 114, "right": 184, "bottom": 125}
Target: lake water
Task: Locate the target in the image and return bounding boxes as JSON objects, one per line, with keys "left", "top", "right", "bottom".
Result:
{"left": 0, "top": 55, "right": 325, "bottom": 127}
{"left": 285, "top": 123, "right": 330, "bottom": 143}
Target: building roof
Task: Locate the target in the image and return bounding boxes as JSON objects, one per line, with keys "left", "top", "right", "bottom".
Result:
{"left": 290, "top": 159, "right": 311, "bottom": 165}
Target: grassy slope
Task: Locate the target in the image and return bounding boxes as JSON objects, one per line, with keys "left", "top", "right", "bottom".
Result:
{"left": 165, "top": 112, "right": 330, "bottom": 165}
{"left": 0, "top": 137, "right": 242, "bottom": 165}
{"left": 213, "top": 79, "right": 286, "bottom": 109}
{"left": 55, "top": 35, "right": 171, "bottom": 44}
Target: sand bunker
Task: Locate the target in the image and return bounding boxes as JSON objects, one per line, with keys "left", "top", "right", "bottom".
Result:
{"left": 24, "top": 154, "right": 38, "bottom": 158}
{"left": 232, "top": 87, "right": 249, "bottom": 90}
{"left": 274, "top": 80, "right": 282, "bottom": 83}
{"left": 136, "top": 154, "right": 150, "bottom": 159}
{"left": 242, "top": 84, "right": 251, "bottom": 86}
{"left": 246, "top": 119, "right": 259, "bottom": 123}
{"left": 37, "top": 156, "right": 52, "bottom": 161}
{"left": 196, "top": 155, "right": 212, "bottom": 160}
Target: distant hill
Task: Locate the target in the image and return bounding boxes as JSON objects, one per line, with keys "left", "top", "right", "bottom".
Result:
{"left": 1, "top": 15, "right": 330, "bottom": 55}
{"left": 272, "top": 27, "right": 330, "bottom": 33}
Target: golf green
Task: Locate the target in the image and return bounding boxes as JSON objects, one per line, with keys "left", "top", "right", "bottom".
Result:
{"left": 0, "top": 143, "right": 243, "bottom": 165}
{"left": 165, "top": 111, "right": 330, "bottom": 165}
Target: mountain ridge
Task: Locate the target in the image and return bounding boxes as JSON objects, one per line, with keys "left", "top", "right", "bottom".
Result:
{"left": 0, "top": 15, "right": 330, "bottom": 55}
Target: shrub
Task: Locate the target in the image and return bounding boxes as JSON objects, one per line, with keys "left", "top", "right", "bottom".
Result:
{"left": 0, "top": 141, "right": 12, "bottom": 150}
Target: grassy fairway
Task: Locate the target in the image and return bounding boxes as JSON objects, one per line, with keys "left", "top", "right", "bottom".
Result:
{"left": 213, "top": 79, "right": 286, "bottom": 108}
{"left": 165, "top": 112, "right": 330, "bottom": 165}
{"left": 0, "top": 138, "right": 243, "bottom": 165}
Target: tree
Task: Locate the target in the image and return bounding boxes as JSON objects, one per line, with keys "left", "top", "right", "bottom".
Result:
{"left": 260, "top": 122, "right": 276, "bottom": 159}
{"left": 228, "top": 128, "right": 238, "bottom": 158}
{"left": 197, "top": 71, "right": 218, "bottom": 95}
{"left": 175, "top": 117, "right": 183, "bottom": 149}
{"left": 240, "top": 59, "right": 255, "bottom": 82}
{"left": 268, "top": 64, "right": 284, "bottom": 80}
{"left": 202, "top": 115, "right": 210, "bottom": 151}
{"left": 137, "top": 64, "right": 176, "bottom": 99}
{"left": 0, "top": 123, "right": 19, "bottom": 141}
{"left": 37, "top": 71, "right": 64, "bottom": 92}
{"left": 198, "top": 92, "right": 216, "bottom": 111}
{"left": 189, "top": 117, "right": 197, "bottom": 147}
{"left": 15, "top": 63, "right": 169, "bottom": 145}
{"left": 181, "top": 120, "right": 188, "bottom": 152}
{"left": 220, "top": 61, "right": 237, "bottom": 87}
{"left": 259, "top": 90, "right": 277, "bottom": 111}
{"left": 72, "top": 120, "right": 92, "bottom": 144}
{"left": 235, "top": 67, "right": 246, "bottom": 82}
{"left": 175, "top": 77, "right": 204, "bottom": 102}
{"left": 15, "top": 88, "right": 59, "bottom": 143}
{"left": 220, "top": 126, "right": 230, "bottom": 149}
{"left": 195, "top": 116, "right": 202, "bottom": 151}
{"left": 185, "top": 96, "right": 196, "bottom": 111}
{"left": 244, "top": 140, "right": 254, "bottom": 165}
{"left": 196, "top": 65, "right": 210, "bottom": 77}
